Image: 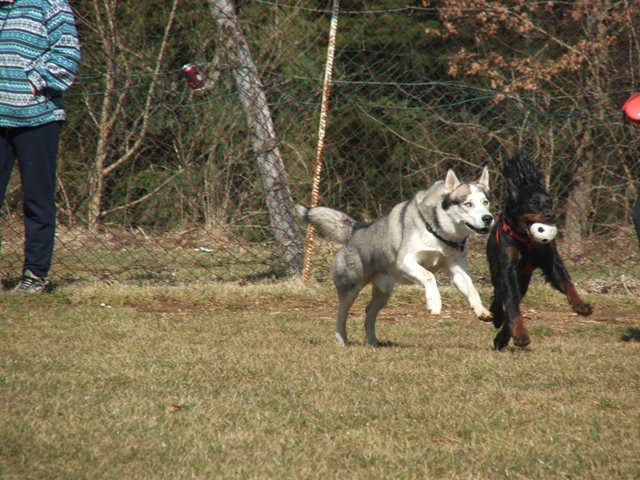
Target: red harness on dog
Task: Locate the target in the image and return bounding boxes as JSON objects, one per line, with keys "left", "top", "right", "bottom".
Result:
{"left": 497, "top": 214, "right": 536, "bottom": 275}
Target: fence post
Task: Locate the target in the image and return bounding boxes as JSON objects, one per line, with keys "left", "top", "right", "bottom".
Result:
{"left": 302, "top": 0, "right": 340, "bottom": 285}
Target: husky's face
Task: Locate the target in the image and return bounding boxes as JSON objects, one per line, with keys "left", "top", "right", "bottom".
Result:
{"left": 442, "top": 167, "right": 493, "bottom": 234}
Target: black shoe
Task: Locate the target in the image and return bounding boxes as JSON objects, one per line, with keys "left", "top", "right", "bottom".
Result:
{"left": 13, "top": 270, "right": 51, "bottom": 294}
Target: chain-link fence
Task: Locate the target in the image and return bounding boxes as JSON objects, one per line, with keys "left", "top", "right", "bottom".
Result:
{"left": 1, "top": 1, "right": 639, "bottom": 292}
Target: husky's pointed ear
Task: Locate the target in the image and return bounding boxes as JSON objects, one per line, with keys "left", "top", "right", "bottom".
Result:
{"left": 444, "top": 169, "right": 460, "bottom": 193}
{"left": 478, "top": 166, "right": 489, "bottom": 192}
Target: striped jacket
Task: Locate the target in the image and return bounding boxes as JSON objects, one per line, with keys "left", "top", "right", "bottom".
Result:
{"left": 0, "top": 0, "right": 80, "bottom": 127}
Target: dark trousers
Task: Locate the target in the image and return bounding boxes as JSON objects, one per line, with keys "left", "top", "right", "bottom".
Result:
{"left": 0, "top": 122, "right": 61, "bottom": 278}
{"left": 634, "top": 190, "right": 640, "bottom": 244}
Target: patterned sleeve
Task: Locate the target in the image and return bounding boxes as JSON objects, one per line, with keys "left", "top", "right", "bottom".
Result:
{"left": 25, "top": 0, "right": 81, "bottom": 93}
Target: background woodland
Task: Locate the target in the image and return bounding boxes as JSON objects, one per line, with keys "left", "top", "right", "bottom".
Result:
{"left": 2, "top": 0, "right": 639, "bottom": 281}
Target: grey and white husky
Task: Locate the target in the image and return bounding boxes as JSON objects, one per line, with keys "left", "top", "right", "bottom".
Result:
{"left": 297, "top": 168, "right": 494, "bottom": 346}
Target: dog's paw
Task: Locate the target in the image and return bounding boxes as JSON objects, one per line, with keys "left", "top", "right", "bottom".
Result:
{"left": 426, "top": 297, "right": 442, "bottom": 316}
{"left": 367, "top": 338, "right": 380, "bottom": 347}
{"left": 334, "top": 332, "right": 347, "bottom": 346}
{"left": 573, "top": 302, "right": 593, "bottom": 316}
{"left": 475, "top": 307, "right": 493, "bottom": 323}
{"left": 513, "top": 332, "right": 531, "bottom": 348}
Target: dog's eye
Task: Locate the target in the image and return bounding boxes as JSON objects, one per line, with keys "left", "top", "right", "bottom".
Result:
{"left": 464, "top": 202, "right": 473, "bottom": 208}
{"left": 483, "top": 200, "right": 489, "bottom": 206}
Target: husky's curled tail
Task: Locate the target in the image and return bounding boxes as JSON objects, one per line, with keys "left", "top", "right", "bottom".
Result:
{"left": 295, "top": 205, "right": 368, "bottom": 245}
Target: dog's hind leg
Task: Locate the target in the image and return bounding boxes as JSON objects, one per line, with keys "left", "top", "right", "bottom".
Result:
{"left": 541, "top": 251, "right": 593, "bottom": 316}
{"left": 495, "top": 264, "right": 531, "bottom": 350}
{"left": 496, "top": 311, "right": 530, "bottom": 349}
{"left": 334, "top": 284, "right": 361, "bottom": 346}
{"left": 364, "top": 275, "right": 395, "bottom": 346}
{"left": 489, "top": 294, "right": 505, "bottom": 328}
{"left": 332, "top": 246, "right": 367, "bottom": 346}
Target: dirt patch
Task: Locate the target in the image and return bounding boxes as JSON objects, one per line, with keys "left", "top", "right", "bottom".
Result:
{"left": 122, "top": 287, "right": 640, "bottom": 330}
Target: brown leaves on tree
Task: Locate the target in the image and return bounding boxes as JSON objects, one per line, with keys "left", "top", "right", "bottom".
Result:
{"left": 424, "top": 0, "right": 640, "bottom": 95}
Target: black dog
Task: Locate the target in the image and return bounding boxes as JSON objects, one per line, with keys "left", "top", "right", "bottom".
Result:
{"left": 486, "top": 153, "right": 593, "bottom": 350}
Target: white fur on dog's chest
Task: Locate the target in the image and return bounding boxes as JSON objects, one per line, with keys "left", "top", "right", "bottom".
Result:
{"left": 415, "top": 248, "right": 454, "bottom": 272}
{"left": 401, "top": 230, "right": 460, "bottom": 272}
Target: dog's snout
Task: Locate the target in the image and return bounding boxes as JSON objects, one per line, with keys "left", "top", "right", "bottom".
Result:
{"left": 544, "top": 210, "right": 556, "bottom": 222}
{"left": 482, "top": 214, "right": 494, "bottom": 226}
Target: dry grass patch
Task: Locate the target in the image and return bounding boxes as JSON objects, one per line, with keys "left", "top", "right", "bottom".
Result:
{"left": 1, "top": 281, "right": 639, "bottom": 479}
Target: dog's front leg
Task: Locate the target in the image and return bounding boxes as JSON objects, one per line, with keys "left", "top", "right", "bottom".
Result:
{"left": 397, "top": 256, "right": 441, "bottom": 315}
{"left": 542, "top": 249, "right": 593, "bottom": 316}
{"left": 448, "top": 261, "right": 491, "bottom": 322}
{"left": 495, "top": 263, "right": 531, "bottom": 350}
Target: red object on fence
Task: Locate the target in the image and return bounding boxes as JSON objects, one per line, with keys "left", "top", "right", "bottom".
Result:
{"left": 182, "top": 63, "right": 204, "bottom": 90}
{"left": 622, "top": 93, "right": 640, "bottom": 124}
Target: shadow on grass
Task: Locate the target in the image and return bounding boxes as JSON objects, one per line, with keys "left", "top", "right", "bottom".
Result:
{"left": 366, "top": 340, "right": 410, "bottom": 348}
{"left": 620, "top": 327, "right": 640, "bottom": 343}
{"left": 490, "top": 345, "right": 532, "bottom": 354}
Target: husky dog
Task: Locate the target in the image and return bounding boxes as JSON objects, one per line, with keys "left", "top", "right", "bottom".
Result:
{"left": 297, "top": 168, "right": 494, "bottom": 346}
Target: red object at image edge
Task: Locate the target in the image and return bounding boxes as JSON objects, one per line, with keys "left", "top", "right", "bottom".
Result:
{"left": 622, "top": 93, "right": 640, "bottom": 123}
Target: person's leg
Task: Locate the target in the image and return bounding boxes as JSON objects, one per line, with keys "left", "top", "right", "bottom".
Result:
{"left": 12, "top": 122, "right": 61, "bottom": 278}
{"left": 634, "top": 189, "right": 640, "bottom": 245}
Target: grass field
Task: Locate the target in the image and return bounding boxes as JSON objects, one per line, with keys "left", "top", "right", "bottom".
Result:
{"left": 1, "top": 281, "right": 639, "bottom": 479}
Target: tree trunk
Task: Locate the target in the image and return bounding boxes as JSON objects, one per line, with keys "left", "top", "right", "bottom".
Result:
{"left": 563, "top": 8, "right": 608, "bottom": 254}
{"left": 86, "top": 0, "right": 179, "bottom": 231}
{"left": 87, "top": 0, "right": 116, "bottom": 231}
{"left": 205, "top": 0, "right": 303, "bottom": 276}
{"left": 564, "top": 151, "right": 593, "bottom": 254}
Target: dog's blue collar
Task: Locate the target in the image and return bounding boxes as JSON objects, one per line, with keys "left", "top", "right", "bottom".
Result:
{"left": 423, "top": 219, "right": 467, "bottom": 252}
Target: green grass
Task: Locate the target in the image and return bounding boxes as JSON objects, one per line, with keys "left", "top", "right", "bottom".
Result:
{"left": 1, "top": 282, "right": 639, "bottom": 479}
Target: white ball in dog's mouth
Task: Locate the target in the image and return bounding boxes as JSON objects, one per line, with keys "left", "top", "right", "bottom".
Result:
{"left": 529, "top": 223, "right": 557, "bottom": 243}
